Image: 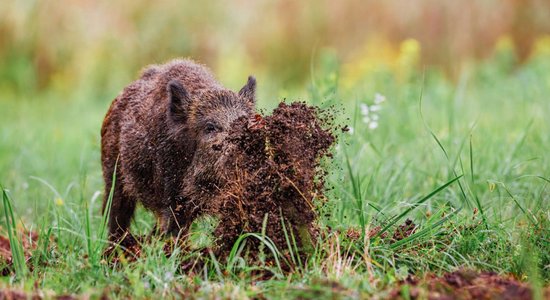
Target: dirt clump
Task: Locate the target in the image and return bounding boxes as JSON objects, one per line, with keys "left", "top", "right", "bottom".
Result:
{"left": 178, "top": 102, "right": 336, "bottom": 259}
{"left": 392, "top": 219, "right": 417, "bottom": 242}
{"left": 343, "top": 219, "right": 418, "bottom": 244}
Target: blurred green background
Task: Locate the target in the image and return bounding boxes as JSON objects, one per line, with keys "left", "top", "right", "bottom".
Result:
{"left": 2, "top": 0, "right": 550, "bottom": 98}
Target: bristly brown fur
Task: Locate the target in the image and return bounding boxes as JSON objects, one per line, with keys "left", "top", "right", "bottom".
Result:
{"left": 101, "top": 58, "right": 256, "bottom": 242}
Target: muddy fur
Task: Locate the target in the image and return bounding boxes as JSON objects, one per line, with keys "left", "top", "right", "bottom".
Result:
{"left": 101, "top": 58, "right": 256, "bottom": 241}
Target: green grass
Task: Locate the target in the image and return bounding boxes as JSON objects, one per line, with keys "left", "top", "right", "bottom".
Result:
{"left": 0, "top": 51, "right": 549, "bottom": 298}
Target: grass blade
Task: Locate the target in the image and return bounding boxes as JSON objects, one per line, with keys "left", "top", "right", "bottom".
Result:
{"left": 225, "top": 232, "right": 286, "bottom": 278}
{"left": 344, "top": 149, "right": 367, "bottom": 240}
{"left": 99, "top": 158, "right": 118, "bottom": 243}
{"left": 280, "top": 210, "right": 297, "bottom": 267}
{"left": 1, "top": 185, "right": 28, "bottom": 277}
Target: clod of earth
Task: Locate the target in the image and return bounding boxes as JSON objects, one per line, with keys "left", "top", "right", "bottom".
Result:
{"left": 179, "top": 102, "right": 336, "bottom": 260}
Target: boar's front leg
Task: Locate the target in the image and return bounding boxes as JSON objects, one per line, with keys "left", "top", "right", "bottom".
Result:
{"left": 154, "top": 202, "right": 193, "bottom": 239}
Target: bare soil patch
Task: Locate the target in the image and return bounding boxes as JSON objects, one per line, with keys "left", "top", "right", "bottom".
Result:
{"left": 384, "top": 269, "right": 550, "bottom": 300}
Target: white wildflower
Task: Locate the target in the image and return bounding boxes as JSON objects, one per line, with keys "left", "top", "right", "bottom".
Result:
{"left": 359, "top": 103, "right": 369, "bottom": 115}
{"left": 358, "top": 93, "right": 387, "bottom": 131}
{"left": 369, "top": 104, "right": 381, "bottom": 112}
{"left": 348, "top": 126, "right": 354, "bottom": 135}
{"left": 374, "top": 93, "right": 386, "bottom": 104}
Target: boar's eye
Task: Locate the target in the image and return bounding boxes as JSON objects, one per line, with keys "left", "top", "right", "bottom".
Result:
{"left": 205, "top": 122, "right": 219, "bottom": 134}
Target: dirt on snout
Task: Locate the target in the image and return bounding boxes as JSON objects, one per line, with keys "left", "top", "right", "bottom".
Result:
{"left": 198, "top": 102, "right": 336, "bottom": 258}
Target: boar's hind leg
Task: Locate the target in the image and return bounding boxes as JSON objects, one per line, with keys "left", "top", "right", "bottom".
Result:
{"left": 102, "top": 173, "right": 136, "bottom": 243}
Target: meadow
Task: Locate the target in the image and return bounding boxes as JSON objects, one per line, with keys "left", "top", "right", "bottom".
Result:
{"left": 3, "top": 4, "right": 550, "bottom": 299}
{"left": 0, "top": 34, "right": 549, "bottom": 298}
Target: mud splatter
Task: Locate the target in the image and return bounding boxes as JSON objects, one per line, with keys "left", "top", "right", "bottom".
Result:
{"left": 202, "top": 102, "right": 336, "bottom": 258}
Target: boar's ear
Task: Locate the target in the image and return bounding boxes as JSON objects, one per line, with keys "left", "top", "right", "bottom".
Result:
{"left": 238, "top": 76, "right": 256, "bottom": 106}
{"left": 167, "top": 80, "right": 191, "bottom": 123}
